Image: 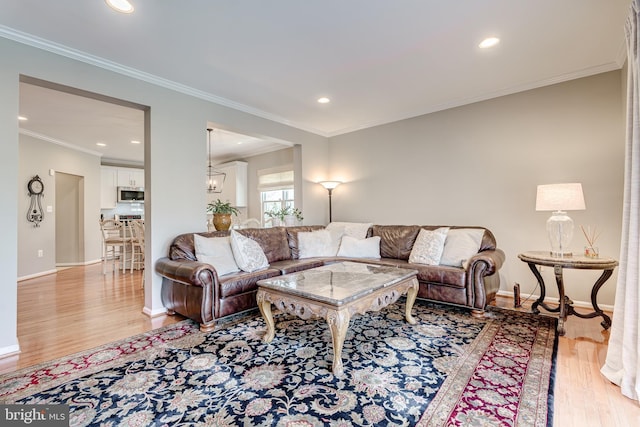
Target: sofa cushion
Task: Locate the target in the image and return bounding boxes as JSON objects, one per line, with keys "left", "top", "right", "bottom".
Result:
{"left": 378, "top": 258, "right": 466, "bottom": 288}
{"left": 270, "top": 259, "right": 326, "bottom": 275}
{"left": 230, "top": 230, "right": 269, "bottom": 272}
{"left": 372, "top": 225, "right": 421, "bottom": 260}
{"left": 337, "top": 235, "right": 381, "bottom": 258}
{"left": 440, "top": 228, "right": 485, "bottom": 268}
{"left": 219, "top": 268, "right": 281, "bottom": 298}
{"left": 237, "top": 227, "right": 291, "bottom": 263}
{"left": 409, "top": 227, "right": 449, "bottom": 265}
{"left": 193, "top": 234, "right": 239, "bottom": 276}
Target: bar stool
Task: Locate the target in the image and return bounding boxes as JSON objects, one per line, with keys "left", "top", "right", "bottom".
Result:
{"left": 100, "top": 219, "right": 129, "bottom": 274}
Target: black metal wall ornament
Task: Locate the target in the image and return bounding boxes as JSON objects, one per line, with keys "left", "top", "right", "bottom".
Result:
{"left": 27, "top": 175, "right": 45, "bottom": 227}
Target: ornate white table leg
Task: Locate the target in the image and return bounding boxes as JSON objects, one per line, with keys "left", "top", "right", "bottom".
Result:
{"left": 257, "top": 291, "right": 275, "bottom": 343}
{"left": 405, "top": 278, "right": 419, "bottom": 325}
{"left": 326, "top": 309, "right": 351, "bottom": 377}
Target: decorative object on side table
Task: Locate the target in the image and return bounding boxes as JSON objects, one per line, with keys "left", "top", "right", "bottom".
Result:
{"left": 535, "top": 183, "right": 586, "bottom": 257}
{"left": 207, "top": 199, "right": 240, "bottom": 231}
{"left": 581, "top": 225, "right": 601, "bottom": 258}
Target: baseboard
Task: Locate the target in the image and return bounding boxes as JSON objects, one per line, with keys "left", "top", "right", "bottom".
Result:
{"left": 496, "top": 289, "right": 614, "bottom": 313}
{"left": 143, "top": 306, "right": 168, "bottom": 318}
{"left": 0, "top": 343, "right": 21, "bottom": 359}
{"left": 17, "top": 269, "right": 57, "bottom": 282}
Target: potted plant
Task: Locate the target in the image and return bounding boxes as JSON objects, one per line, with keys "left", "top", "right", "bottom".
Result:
{"left": 207, "top": 199, "right": 240, "bottom": 231}
{"left": 266, "top": 206, "right": 303, "bottom": 227}
{"left": 285, "top": 208, "right": 304, "bottom": 226}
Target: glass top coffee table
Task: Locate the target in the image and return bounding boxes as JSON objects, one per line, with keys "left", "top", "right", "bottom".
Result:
{"left": 256, "top": 261, "right": 419, "bottom": 376}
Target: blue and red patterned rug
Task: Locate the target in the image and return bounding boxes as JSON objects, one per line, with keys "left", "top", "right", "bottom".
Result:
{"left": 0, "top": 301, "right": 557, "bottom": 426}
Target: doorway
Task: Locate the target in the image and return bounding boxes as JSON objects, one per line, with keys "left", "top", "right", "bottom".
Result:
{"left": 55, "top": 172, "right": 84, "bottom": 267}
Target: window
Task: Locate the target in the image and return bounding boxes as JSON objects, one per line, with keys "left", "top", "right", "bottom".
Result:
{"left": 258, "top": 165, "right": 295, "bottom": 226}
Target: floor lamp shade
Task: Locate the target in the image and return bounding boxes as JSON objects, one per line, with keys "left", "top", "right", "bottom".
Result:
{"left": 319, "top": 181, "right": 341, "bottom": 222}
{"left": 536, "top": 183, "right": 586, "bottom": 256}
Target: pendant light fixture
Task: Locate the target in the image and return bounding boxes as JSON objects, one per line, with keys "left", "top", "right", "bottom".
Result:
{"left": 206, "top": 128, "right": 226, "bottom": 193}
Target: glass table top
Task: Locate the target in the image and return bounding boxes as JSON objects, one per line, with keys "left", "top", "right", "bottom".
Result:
{"left": 257, "top": 261, "right": 418, "bottom": 306}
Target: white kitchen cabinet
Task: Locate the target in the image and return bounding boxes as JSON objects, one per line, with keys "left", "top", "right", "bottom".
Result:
{"left": 117, "top": 167, "right": 144, "bottom": 188}
{"left": 207, "top": 161, "right": 247, "bottom": 207}
{"left": 100, "top": 166, "right": 118, "bottom": 209}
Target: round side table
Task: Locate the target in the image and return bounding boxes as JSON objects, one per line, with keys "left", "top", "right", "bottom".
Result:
{"left": 517, "top": 251, "right": 617, "bottom": 336}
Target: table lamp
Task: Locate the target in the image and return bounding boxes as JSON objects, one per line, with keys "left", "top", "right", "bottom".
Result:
{"left": 535, "top": 183, "right": 586, "bottom": 257}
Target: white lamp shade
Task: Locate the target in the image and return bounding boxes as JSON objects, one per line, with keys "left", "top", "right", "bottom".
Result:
{"left": 319, "top": 181, "right": 341, "bottom": 190}
{"left": 535, "top": 183, "right": 586, "bottom": 212}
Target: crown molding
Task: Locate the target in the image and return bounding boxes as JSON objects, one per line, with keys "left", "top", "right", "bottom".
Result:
{"left": 19, "top": 128, "right": 104, "bottom": 158}
{"left": 0, "top": 25, "right": 329, "bottom": 138}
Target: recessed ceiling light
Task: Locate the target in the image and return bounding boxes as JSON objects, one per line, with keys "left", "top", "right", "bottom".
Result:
{"left": 317, "top": 97, "right": 331, "bottom": 104}
{"left": 131, "top": 140, "right": 141, "bottom": 144}
{"left": 479, "top": 37, "right": 500, "bottom": 49}
{"left": 18, "top": 116, "right": 28, "bottom": 121}
{"left": 96, "top": 142, "right": 107, "bottom": 147}
{"left": 105, "top": 0, "right": 134, "bottom": 14}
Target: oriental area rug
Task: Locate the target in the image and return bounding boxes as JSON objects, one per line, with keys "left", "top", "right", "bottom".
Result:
{"left": 0, "top": 301, "right": 557, "bottom": 426}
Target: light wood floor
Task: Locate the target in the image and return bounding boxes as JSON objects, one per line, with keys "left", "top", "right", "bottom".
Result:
{"left": 1, "top": 264, "right": 639, "bottom": 426}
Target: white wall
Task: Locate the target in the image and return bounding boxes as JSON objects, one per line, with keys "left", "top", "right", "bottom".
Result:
{"left": 0, "top": 37, "right": 328, "bottom": 355}
{"left": 328, "top": 71, "right": 624, "bottom": 306}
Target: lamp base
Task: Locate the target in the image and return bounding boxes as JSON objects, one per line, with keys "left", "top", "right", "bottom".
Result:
{"left": 546, "top": 210, "right": 574, "bottom": 257}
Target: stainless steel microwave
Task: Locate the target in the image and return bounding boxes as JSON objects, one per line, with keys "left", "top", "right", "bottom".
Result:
{"left": 117, "top": 186, "right": 144, "bottom": 202}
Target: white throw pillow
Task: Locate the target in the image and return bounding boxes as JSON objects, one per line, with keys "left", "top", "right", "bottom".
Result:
{"left": 326, "top": 222, "right": 373, "bottom": 240}
{"left": 229, "top": 230, "right": 269, "bottom": 272}
{"left": 193, "top": 234, "right": 240, "bottom": 276}
{"left": 298, "top": 229, "right": 334, "bottom": 258}
{"left": 337, "top": 235, "right": 381, "bottom": 258}
{"left": 439, "top": 228, "right": 485, "bottom": 268}
{"left": 409, "top": 227, "right": 450, "bottom": 265}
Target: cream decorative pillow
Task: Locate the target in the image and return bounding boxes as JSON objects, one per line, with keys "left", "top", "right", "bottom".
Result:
{"left": 337, "top": 235, "right": 381, "bottom": 258}
{"left": 230, "top": 230, "right": 269, "bottom": 272}
{"left": 194, "top": 234, "right": 240, "bottom": 276}
{"left": 439, "top": 228, "right": 485, "bottom": 268}
{"left": 298, "top": 229, "right": 334, "bottom": 258}
{"left": 326, "top": 222, "right": 373, "bottom": 240}
{"left": 409, "top": 227, "right": 450, "bottom": 265}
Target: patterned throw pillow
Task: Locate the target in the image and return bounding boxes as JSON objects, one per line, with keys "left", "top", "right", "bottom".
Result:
{"left": 193, "top": 234, "right": 240, "bottom": 276}
{"left": 230, "top": 230, "right": 269, "bottom": 272}
{"left": 409, "top": 227, "right": 450, "bottom": 265}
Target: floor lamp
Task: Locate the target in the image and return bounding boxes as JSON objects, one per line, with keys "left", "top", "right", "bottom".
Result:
{"left": 319, "top": 181, "right": 341, "bottom": 222}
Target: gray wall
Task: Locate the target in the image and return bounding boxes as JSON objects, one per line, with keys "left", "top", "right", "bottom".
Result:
{"left": 0, "top": 37, "right": 328, "bottom": 355}
{"left": 18, "top": 134, "right": 102, "bottom": 279}
{"left": 0, "top": 35, "right": 625, "bottom": 356}
{"left": 328, "top": 71, "right": 624, "bottom": 307}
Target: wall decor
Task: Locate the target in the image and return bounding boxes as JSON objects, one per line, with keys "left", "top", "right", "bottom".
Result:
{"left": 27, "top": 175, "right": 44, "bottom": 227}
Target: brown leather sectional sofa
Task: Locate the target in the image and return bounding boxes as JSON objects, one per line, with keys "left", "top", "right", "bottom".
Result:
{"left": 155, "top": 225, "right": 505, "bottom": 331}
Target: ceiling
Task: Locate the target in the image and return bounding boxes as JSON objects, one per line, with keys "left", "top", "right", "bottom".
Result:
{"left": 2, "top": 1, "right": 630, "bottom": 162}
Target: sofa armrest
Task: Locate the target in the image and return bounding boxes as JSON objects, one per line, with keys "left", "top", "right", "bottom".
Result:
{"left": 466, "top": 249, "right": 505, "bottom": 276}
{"left": 155, "top": 257, "right": 219, "bottom": 288}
